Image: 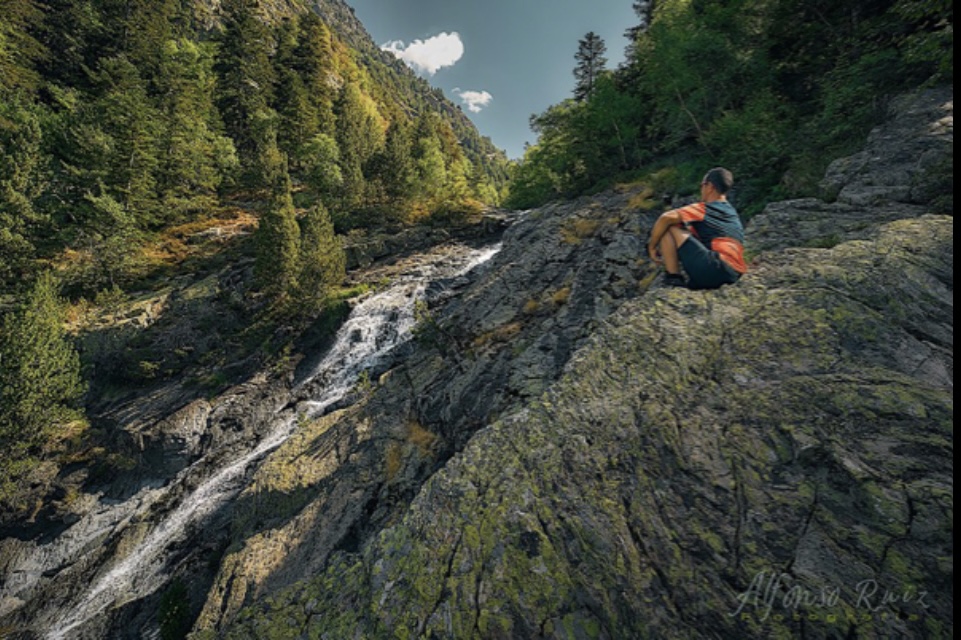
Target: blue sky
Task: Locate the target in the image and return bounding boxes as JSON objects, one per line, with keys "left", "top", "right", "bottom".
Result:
{"left": 344, "top": 0, "right": 640, "bottom": 159}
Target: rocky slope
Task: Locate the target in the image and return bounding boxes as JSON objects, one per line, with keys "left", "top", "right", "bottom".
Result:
{"left": 201, "top": 87, "right": 953, "bottom": 639}
{"left": 0, "top": 86, "right": 950, "bottom": 639}
{"left": 191, "top": 185, "right": 657, "bottom": 634}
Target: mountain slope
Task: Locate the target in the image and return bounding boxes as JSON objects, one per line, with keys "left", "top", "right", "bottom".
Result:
{"left": 210, "top": 88, "right": 953, "bottom": 639}
{"left": 0, "top": 0, "right": 509, "bottom": 294}
{"left": 238, "top": 0, "right": 510, "bottom": 186}
{"left": 0, "top": 0, "right": 512, "bottom": 516}
{"left": 303, "top": 0, "right": 510, "bottom": 184}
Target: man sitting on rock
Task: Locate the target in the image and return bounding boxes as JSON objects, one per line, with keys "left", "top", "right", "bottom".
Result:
{"left": 647, "top": 167, "right": 747, "bottom": 289}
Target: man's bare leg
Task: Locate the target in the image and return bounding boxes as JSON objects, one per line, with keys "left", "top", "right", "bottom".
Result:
{"left": 657, "top": 225, "right": 692, "bottom": 275}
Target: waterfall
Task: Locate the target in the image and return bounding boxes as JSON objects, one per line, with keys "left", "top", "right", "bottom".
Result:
{"left": 297, "top": 242, "right": 502, "bottom": 416}
{"left": 0, "top": 242, "right": 500, "bottom": 640}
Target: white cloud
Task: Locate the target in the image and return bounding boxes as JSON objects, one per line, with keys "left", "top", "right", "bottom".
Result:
{"left": 382, "top": 32, "right": 464, "bottom": 75}
{"left": 454, "top": 89, "right": 494, "bottom": 113}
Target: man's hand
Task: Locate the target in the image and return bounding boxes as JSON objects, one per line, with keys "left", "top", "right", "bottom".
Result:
{"left": 648, "top": 242, "right": 663, "bottom": 264}
{"left": 648, "top": 209, "right": 682, "bottom": 265}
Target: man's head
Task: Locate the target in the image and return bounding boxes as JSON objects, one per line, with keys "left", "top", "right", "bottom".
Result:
{"left": 701, "top": 167, "right": 734, "bottom": 200}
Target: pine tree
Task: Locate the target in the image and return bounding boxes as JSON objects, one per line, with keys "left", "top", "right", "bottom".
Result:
{"left": 296, "top": 201, "right": 344, "bottom": 314}
{"left": 370, "top": 120, "right": 416, "bottom": 203}
{"left": 470, "top": 164, "right": 501, "bottom": 206}
{"left": 624, "top": 1, "right": 656, "bottom": 54}
{"left": 82, "top": 186, "right": 139, "bottom": 290}
{"left": 85, "top": 55, "right": 163, "bottom": 223}
{"left": 249, "top": 107, "right": 286, "bottom": 193}
{"left": 273, "top": 18, "right": 309, "bottom": 160}
{"left": 411, "top": 112, "right": 448, "bottom": 204}
{"left": 157, "top": 39, "right": 238, "bottom": 219}
{"left": 277, "top": 14, "right": 337, "bottom": 167}
{"left": 121, "top": 0, "right": 181, "bottom": 84}
{"left": 294, "top": 13, "right": 336, "bottom": 136}
{"left": 215, "top": 0, "right": 276, "bottom": 187}
{"left": 334, "top": 83, "right": 384, "bottom": 211}
{"left": 302, "top": 133, "right": 343, "bottom": 201}
{"left": 573, "top": 32, "right": 608, "bottom": 102}
{"left": 0, "top": 98, "right": 47, "bottom": 284}
{"left": 34, "top": 0, "right": 101, "bottom": 90}
{"left": 445, "top": 155, "right": 473, "bottom": 204}
{"left": 415, "top": 135, "right": 448, "bottom": 203}
{"left": 254, "top": 161, "right": 301, "bottom": 298}
{"left": 0, "top": 0, "right": 45, "bottom": 94}
{"left": 275, "top": 70, "right": 317, "bottom": 167}
{"left": 0, "top": 271, "right": 85, "bottom": 457}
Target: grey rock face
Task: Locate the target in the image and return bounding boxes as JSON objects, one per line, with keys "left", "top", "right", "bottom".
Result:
{"left": 227, "top": 213, "right": 951, "bottom": 640}
{"left": 193, "top": 190, "right": 660, "bottom": 631}
{"left": 821, "top": 86, "right": 953, "bottom": 206}
{"left": 749, "top": 86, "right": 952, "bottom": 255}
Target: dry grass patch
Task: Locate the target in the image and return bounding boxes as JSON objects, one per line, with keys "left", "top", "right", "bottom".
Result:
{"left": 385, "top": 443, "right": 403, "bottom": 482}
{"left": 406, "top": 419, "right": 438, "bottom": 456}
{"left": 158, "top": 209, "right": 257, "bottom": 260}
{"left": 560, "top": 218, "right": 601, "bottom": 245}
{"left": 472, "top": 321, "right": 524, "bottom": 350}
{"left": 385, "top": 420, "right": 440, "bottom": 483}
{"left": 551, "top": 286, "right": 572, "bottom": 306}
{"left": 627, "top": 186, "right": 659, "bottom": 211}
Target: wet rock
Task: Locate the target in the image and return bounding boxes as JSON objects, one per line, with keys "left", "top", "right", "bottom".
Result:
{"left": 343, "top": 212, "right": 518, "bottom": 271}
{"left": 145, "top": 399, "right": 211, "bottom": 457}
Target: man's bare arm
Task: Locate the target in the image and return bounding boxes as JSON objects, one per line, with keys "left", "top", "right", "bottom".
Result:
{"left": 648, "top": 209, "right": 683, "bottom": 262}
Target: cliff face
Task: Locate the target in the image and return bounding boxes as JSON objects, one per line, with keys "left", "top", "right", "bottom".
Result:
{"left": 206, "top": 88, "right": 953, "bottom": 638}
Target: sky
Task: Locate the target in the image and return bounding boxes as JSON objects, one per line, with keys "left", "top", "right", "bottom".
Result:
{"left": 343, "top": 0, "right": 640, "bottom": 159}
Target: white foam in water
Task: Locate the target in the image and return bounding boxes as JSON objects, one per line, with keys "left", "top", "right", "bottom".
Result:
{"left": 6, "top": 243, "right": 499, "bottom": 640}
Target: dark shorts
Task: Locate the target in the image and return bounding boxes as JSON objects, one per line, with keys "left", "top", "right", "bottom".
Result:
{"left": 678, "top": 236, "right": 741, "bottom": 290}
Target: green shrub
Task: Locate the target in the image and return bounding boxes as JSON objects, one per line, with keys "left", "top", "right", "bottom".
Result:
{"left": 159, "top": 579, "right": 191, "bottom": 640}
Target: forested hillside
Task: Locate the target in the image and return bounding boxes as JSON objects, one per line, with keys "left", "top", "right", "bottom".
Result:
{"left": 0, "top": 0, "right": 508, "bottom": 506}
{"left": 0, "top": 0, "right": 508, "bottom": 291}
{"left": 508, "top": 0, "right": 953, "bottom": 214}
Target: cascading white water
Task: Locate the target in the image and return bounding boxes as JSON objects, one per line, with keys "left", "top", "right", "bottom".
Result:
{"left": 0, "top": 242, "right": 499, "bottom": 640}
{"left": 297, "top": 242, "right": 500, "bottom": 416}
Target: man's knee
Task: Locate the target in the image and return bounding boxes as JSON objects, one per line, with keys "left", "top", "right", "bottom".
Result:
{"left": 668, "top": 225, "right": 691, "bottom": 246}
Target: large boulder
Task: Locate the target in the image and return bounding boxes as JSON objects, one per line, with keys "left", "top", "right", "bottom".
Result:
{"left": 820, "top": 86, "right": 953, "bottom": 207}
